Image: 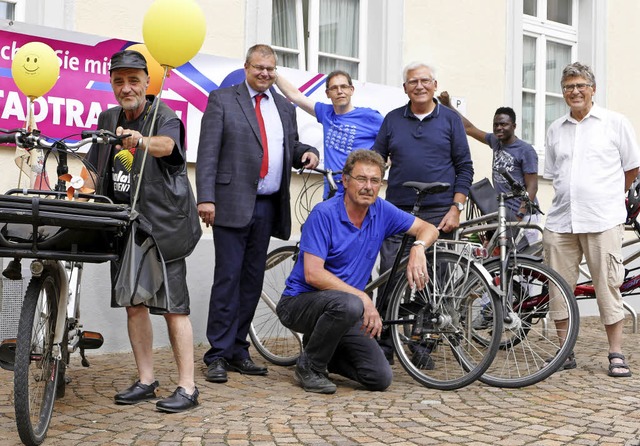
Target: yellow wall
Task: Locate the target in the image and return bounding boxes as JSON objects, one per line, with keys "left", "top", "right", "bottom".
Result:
{"left": 72, "top": 0, "right": 247, "bottom": 59}
{"left": 402, "top": 0, "right": 509, "bottom": 197}
{"left": 607, "top": 2, "right": 640, "bottom": 127}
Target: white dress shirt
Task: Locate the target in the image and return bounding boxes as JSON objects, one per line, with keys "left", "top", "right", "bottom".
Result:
{"left": 246, "top": 82, "right": 285, "bottom": 195}
{"left": 544, "top": 103, "right": 640, "bottom": 233}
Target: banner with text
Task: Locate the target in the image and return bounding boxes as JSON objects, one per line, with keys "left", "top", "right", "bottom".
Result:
{"left": 0, "top": 21, "right": 405, "bottom": 164}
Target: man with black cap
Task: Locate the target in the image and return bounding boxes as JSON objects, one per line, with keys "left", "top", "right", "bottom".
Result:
{"left": 85, "top": 49, "right": 202, "bottom": 412}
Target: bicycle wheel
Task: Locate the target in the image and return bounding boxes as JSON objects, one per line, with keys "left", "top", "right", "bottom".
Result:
{"left": 477, "top": 257, "right": 579, "bottom": 388}
{"left": 249, "top": 245, "right": 302, "bottom": 366}
{"left": 14, "top": 269, "right": 61, "bottom": 446}
{"left": 386, "top": 251, "right": 503, "bottom": 390}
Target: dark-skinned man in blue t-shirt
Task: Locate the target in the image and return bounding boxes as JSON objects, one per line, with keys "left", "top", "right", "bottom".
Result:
{"left": 438, "top": 91, "right": 540, "bottom": 227}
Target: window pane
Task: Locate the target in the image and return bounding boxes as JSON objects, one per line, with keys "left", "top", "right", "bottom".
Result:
{"left": 272, "top": 0, "right": 298, "bottom": 56}
{"left": 319, "top": 0, "right": 359, "bottom": 59}
{"left": 523, "top": 36, "right": 536, "bottom": 89}
{"left": 547, "top": 0, "right": 572, "bottom": 25}
{"left": 523, "top": 0, "right": 537, "bottom": 17}
{"left": 319, "top": 56, "right": 358, "bottom": 79}
{"left": 545, "top": 41, "right": 571, "bottom": 94}
{"left": 0, "top": 2, "right": 15, "bottom": 20}
{"left": 522, "top": 92, "right": 536, "bottom": 144}
{"left": 275, "top": 51, "right": 299, "bottom": 69}
{"left": 545, "top": 95, "right": 566, "bottom": 132}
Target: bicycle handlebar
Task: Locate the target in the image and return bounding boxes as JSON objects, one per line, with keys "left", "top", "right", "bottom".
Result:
{"left": 498, "top": 168, "right": 543, "bottom": 215}
{"left": 0, "top": 128, "right": 129, "bottom": 150}
{"left": 297, "top": 166, "right": 342, "bottom": 195}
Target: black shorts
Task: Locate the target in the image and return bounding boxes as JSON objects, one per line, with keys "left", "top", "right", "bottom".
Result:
{"left": 110, "top": 258, "right": 190, "bottom": 315}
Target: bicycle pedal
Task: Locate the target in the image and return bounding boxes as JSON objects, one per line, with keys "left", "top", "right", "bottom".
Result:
{"left": 0, "top": 338, "right": 16, "bottom": 371}
{"left": 78, "top": 331, "right": 104, "bottom": 350}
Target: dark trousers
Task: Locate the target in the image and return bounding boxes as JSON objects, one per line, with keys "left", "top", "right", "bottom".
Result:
{"left": 203, "top": 196, "right": 276, "bottom": 365}
{"left": 277, "top": 290, "right": 392, "bottom": 391}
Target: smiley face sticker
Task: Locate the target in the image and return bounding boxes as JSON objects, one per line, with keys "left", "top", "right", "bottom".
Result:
{"left": 11, "top": 41, "right": 60, "bottom": 99}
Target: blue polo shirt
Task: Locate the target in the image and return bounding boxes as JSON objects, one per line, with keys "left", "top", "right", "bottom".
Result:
{"left": 283, "top": 194, "right": 415, "bottom": 296}
{"left": 372, "top": 100, "right": 473, "bottom": 208}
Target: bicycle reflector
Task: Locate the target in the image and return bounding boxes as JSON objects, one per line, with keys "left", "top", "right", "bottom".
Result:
{"left": 472, "top": 246, "right": 489, "bottom": 259}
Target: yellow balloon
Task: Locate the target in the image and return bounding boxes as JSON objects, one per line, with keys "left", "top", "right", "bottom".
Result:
{"left": 143, "top": 0, "right": 206, "bottom": 69}
{"left": 11, "top": 42, "right": 60, "bottom": 99}
{"left": 127, "top": 43, "right": 166, "bottom": 95}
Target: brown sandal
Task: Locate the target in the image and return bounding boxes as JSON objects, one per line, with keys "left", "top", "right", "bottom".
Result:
{"left": 607, "top": 352, "right": 632, "bottom": 378}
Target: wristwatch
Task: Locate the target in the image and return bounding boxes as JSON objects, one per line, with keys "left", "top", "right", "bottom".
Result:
{"left": 452, "top": 201, "right": 465, "bottom": 211}
{"left": 412, "top": 240, "right": 427, "bottom": 248}
{"left": 136, "top": 137, "right": 144, "bottom": 149}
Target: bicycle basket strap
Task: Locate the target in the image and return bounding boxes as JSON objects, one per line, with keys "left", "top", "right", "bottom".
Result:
{"left": 468, "top": 178, "right": 498, "bottom": 215}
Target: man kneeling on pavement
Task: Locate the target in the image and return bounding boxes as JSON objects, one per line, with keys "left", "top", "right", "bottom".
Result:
{"left": 276, "top": 150, "right": 439, "bottom": 393}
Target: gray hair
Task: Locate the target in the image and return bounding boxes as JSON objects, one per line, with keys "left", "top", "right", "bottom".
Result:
{"left": 561, "top": 62, "right": 596, "bottom": 87}
{"left": 402, "top": 62, "right": 437, "bottom": 83}
{"left": 245, "top": 44, "right": 278, "bottom": 64}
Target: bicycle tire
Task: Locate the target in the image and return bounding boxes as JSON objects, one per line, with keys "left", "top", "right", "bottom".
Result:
{"left": 14, "top": 269, "right": 61, "bottom": 446}
{"left": 249, "top": 245, "right": 302, "bottom": 366}
{"left": 386, "top": 251, "right": 503, "bottom": 390}
{"left": 477, "top": 257, "right": 579, "bottom": 388}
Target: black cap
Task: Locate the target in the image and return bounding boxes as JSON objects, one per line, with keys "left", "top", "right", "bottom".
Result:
{"left": 109, "top": 50, "right": 148, "bottom": 74}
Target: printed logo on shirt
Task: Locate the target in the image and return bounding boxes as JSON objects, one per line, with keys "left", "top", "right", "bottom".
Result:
{"left": 326, "top": 122, "right": 357, "bottom": 155}
{"left": 494, "top": 150, "right": 516, "bottom": 185}
{"left": 112, "top": 148, "right": 135, "bottom": 199}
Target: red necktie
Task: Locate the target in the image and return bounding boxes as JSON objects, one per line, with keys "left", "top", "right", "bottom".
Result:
{"left": 255, "top": 93, "right": 269, "bottom": 178}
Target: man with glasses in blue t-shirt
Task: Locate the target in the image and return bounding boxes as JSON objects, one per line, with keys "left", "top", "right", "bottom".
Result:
{"left": 276, "top": 70, "right": 383, "bottom": 198}
{"left": 276, "top": 150, "right": 439, "bottom": 394}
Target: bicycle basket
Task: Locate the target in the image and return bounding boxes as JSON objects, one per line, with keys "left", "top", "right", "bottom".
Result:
{"left": 0, "top": 194, "right": 130, "bottom": 262}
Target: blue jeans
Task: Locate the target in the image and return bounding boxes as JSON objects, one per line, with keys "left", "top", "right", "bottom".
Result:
{"left": 277, "top": 290, "right": 392, "bottom": 391}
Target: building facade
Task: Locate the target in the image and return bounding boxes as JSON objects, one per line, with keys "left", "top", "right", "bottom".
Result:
{"left": 1, "top": 0, "right": 638, "bottom": 349}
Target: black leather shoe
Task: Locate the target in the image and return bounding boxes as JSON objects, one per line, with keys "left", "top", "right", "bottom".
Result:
{"left": 114, "top": 380, "right": 159, "bottom": 405}
{"left": 294, "top": 363, "right": 336, "bottom": 394}
{"left": 227, "top": 358, "right": 268, "bottom": 376}
{"left": 205, "top": 358, "right": 228, "bottom": 383}
{"left": 156, "top": 386, "right": 199, "bottom": 413}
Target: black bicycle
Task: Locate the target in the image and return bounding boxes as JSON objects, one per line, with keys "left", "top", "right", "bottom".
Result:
{"left": 252, "top": 176, "right": 504, "bottom": 390}
{"left": 0, "top": 128, "right": 130, "bottom": 446}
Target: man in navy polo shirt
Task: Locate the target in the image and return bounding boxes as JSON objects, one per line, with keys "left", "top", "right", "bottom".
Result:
{"left": 372, "top": 62, "right": 473, "bottom": 365}
{"left": 276, "top": 150, "right": 439, "bottom": 394}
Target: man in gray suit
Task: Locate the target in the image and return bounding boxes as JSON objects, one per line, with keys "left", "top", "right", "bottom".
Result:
{"left": 196, "top": 44, "right": 319, "bottom": 383}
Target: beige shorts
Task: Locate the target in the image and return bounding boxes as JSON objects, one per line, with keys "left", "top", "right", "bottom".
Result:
{"left": 543, "top": 226, "right": 625, "bottom": 325}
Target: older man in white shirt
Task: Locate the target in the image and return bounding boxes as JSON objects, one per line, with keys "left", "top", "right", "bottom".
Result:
{"left": 544, "top": 62, "right": 640, "bottom": 378}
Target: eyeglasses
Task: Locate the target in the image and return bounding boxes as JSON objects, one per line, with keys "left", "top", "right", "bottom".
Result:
{"left": 405, "top": 78, "right": 435, "bottom": 88}
{"left": 346, "top": 174, "right": 382, "bottom": 187}
{"left": 327, "top": 84, "right": 353, "bottom": 92}
{"left": 562, "top": 83, "right": 592, "bottom": 93}
{"left": 249, "top": 63, "right": 277, "bottom": 74}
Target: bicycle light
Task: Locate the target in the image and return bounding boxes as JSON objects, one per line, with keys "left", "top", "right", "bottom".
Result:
{"left": 29, "top": 260, "right": 44, "bottom": 276}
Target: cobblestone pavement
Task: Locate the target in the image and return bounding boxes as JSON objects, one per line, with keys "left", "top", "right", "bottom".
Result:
{"left": 1, "top": 316, "right": 639, "bottom": 446}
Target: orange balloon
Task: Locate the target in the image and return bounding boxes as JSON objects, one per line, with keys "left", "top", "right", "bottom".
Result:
{"left": 126, "top": 43, "right": 166, "bottom": 95}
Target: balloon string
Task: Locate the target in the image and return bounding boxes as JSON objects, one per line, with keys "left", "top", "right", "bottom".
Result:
{"left": 130, "top": 65, "right": 170, "bottom": 216}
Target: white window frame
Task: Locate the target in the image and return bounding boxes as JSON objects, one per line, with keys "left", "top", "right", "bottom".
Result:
{"left": 269, "top": 0, "right": 369, "bottom": 80}
{"left": 509, "top": 0, "right": 604, "bottom": 169}
{"left": 1, "top": 0, "right": 25, "bottom": 21}
{"left": 271, "top": 0, "right": 306, "bottom": 70}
